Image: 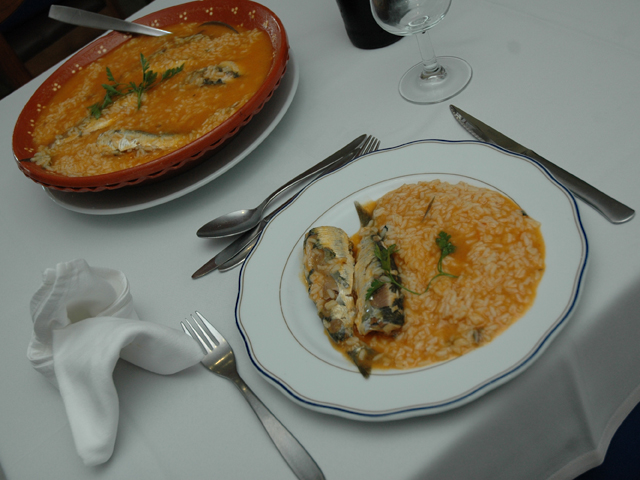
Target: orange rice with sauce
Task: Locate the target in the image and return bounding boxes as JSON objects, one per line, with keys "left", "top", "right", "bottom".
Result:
{"left": 350, "top": 180, "right": 545, "bottom": 370}
{"left": 31, "top": 22, "right": 274, "bottom": 177}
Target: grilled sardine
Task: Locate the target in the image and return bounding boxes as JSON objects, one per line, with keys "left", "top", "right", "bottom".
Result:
{"left": 304, "top": 226, "right": 356, "bottom": 340}
{"left": 303, "top": 226, "right": 376, "bottom": 377}
{"left": 185, "top": 61, "right": 241, "bottom": 87}
{"left": 353, "top": 202, "right": 405, "bottom": 336}
{"left": 96, "top": 129, "right": 182, "bottom": 154}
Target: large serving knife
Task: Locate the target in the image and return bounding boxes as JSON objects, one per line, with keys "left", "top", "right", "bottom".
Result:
{"left": 49, "top": 5, "right": 171, "bottom": 36}
{"left": 450, "top": 105, "right": 635, "bottom": 224}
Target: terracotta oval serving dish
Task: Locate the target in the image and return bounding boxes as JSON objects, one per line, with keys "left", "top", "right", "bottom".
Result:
{"left": 12, "top": 0, "right": 289, "bottom": 192}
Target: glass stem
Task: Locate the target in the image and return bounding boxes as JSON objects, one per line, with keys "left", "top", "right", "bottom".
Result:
{"left": 415, "top": 30, "right": 446, "bottom": 80}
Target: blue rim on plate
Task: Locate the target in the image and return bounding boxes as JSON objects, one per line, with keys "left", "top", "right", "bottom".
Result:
{"left": 234, "top": 139, "right": 588, "bottom": 421}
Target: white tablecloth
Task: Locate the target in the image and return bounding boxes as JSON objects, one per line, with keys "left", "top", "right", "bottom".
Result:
{"left": 1, "top": 0, "right": 640, "bottom": 478}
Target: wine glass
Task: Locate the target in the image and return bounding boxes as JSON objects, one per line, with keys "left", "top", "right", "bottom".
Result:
{"left": 370, "top": 0, "right": 472, "bottom": 104}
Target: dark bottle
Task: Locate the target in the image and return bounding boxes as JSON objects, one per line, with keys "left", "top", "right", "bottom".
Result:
{"left": 336, "top": 0, "right": 402, "bottom": 49}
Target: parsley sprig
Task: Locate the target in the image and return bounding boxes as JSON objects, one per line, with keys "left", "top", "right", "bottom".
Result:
{"left": 88, "top": 54, "right": 184, "bottom": 118}
{"left": 365, "top": 242, "right": 401, "bottom": 299}
{"left": 365, "top": 231, "right": 458, "bottom": 300}
{"left": 431, "top": 231, "right": 458, "bottom": 286}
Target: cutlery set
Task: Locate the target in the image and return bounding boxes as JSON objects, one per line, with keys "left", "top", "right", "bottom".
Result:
{"left": 196, "top": 134, "right": 369, "bottom": 238}
{"left": 193, "top": 135, "right": 380, "bottom": 278}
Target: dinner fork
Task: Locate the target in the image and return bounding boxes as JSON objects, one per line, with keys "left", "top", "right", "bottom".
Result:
{"left": 216, "top": 135, "right": 381, "bottom": 272}
{"left": 181, "top": 312, "right": 325, "bottom": 480}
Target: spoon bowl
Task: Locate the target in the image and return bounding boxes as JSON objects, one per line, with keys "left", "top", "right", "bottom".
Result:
{"left": 197, "top": 202, "right": 268, "bottom": 238}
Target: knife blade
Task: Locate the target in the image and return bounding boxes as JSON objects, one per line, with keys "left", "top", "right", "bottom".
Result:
{"left": 450, "top": 104, "right": 635, "bottom": 224}
{"left": 191, "top": 232, "right": 250, "bottom": 278}
{"left": 217, "top": 214, "right": 277, "bottom": 272}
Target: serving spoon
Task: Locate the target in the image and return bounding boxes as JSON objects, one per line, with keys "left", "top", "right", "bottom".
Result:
{"left": 49, "top": 5, "right": 238, "bottom": 37}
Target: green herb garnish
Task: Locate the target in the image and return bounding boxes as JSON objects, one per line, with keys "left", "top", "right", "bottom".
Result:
{"left": 365, "top": 231, "right": 458, "bottom": 300}
{"left": 88, "top": 54, "right": 184, "bottom": 118}
{"left": 431, "top": 231, "right": 458, "bottom": 287}
{"left": 365, "top": 243, "right": 400, "bottom": 299}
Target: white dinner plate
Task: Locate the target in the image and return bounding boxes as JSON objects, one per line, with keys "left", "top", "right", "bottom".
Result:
{"left": 235, "top": 140, "right": 588, "bottom": 421}
{"left": 44, "top": 52, "right": 299, "bottom": 215}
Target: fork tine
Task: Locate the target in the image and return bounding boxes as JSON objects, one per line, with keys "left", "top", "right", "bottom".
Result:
{"left": 189, "top": 313, "right": 219, "bottom": 349}
{"left": 194, "top": 311, "right": 225, "bottom": 346}
{"left": 181, "top": 323, "right": 192, "bottom": 338}
{"left": 368, "top": 138, "right": 380, "bottom": 153}
{"left": 353, "top": 135, "right": 371, "bottom": 158}
{"left": 182, "top": 318, "right": 214, "bottom": 354}
{"left": 360, "top": 136, "right": 374, "bottom": 156}
{"left": 359, "top": 136, "right": 379, "bottom": 156}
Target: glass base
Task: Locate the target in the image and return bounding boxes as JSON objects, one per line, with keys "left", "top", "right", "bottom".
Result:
{"left": 399, "top": 56, "right": 472, "bottom": 105}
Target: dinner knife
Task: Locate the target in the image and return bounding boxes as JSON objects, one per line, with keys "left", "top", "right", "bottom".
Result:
{"left": 450, "top": 105, "right": 635, "bottom": 224}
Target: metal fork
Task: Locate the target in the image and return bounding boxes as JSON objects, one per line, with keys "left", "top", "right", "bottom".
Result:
{"left": 217, "top": 135, "right": 381, "bottom": 272}
{"left": 181, "top": 312, "right": 325, "bottom": 480}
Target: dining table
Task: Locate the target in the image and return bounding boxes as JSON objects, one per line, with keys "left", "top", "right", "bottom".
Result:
{"left": 2, "top": 0, "right": 640, "bottom": 478}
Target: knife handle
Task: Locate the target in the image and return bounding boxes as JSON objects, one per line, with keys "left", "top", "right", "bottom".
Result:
{"left": 525, "top": 150, "right": 635, "bottom": 224}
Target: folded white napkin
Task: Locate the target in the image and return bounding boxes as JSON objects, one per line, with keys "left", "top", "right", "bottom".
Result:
{"left": 27, "top": 259, "right": 203, "bottom": 467}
